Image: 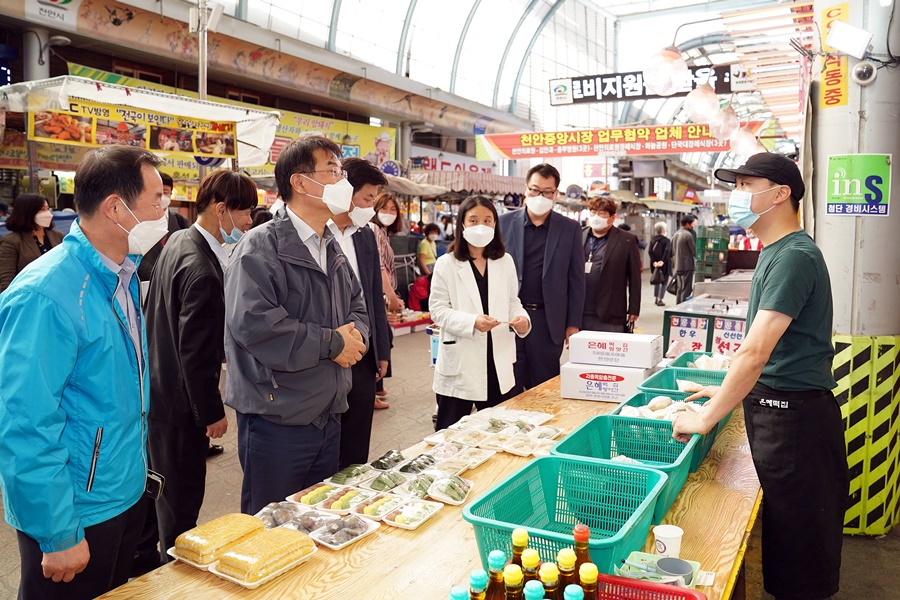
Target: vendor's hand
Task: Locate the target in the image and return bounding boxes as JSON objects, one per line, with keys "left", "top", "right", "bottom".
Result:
{"left": 685, "top": 386, "right": 720, "bottom": 402}
{"left": 333, "top": 323, "right": 366, "bottom": 368}
{"left": 43, "top": 539, "right": 90, "bottom": 583}
{"left": 376, "top": 360, "right": 389, "bottom": 381}
{"left": 627, "top": 314, "right": 638, "bottom": 323}
{"left": 387, "top": 295, "right": 404, "bottom": 312}
{"left": 509, "top": 316, "right": 529, "bottom": 335}
{"left": 474, "top": 315, "right": 500, "bottom": 333}
{"left": 565, "top": 326, "right": 579, "bottom": 346}
{"left": 205, "top": 416, "right": 228, "bottom": 439}
{"left": 672, "top": 409, "right": 713, "bottom": 443}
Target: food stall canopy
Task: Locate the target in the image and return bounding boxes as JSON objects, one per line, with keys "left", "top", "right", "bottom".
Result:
{"left": 384, "top": 174, "right": 450, "bottom": 198}
{"left": 0, "top": 76, "right": 280, "bottom": 166}
{"left": 409, "top": 170, "right": 526, "bottom": 196}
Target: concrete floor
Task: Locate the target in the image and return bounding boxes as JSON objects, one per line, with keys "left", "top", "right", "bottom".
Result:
{"left": 0, "top": 270, "right": 897, "bottom": 598}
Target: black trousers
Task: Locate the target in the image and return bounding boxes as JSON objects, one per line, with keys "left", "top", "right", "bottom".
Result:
{"left": 148, "top": 419, "right": 210, "bottom": 563}
{"left": 513, "top": 308, "right": 563, "bottom": 393}
{"left": 436, "top": 335, "right": 513, "bottom": 431}
{"left": 17, "top": 498, "right": 145, "bottom": 600}
{"left": 581, "top": 314, "right": 625, "bottom": 333}
{"left": 744, "top": 383, "right": 848, "bottom": 600}
{"left": 675, "top": 270, "right": 693, "bottom": 304}
{"left": 375, "top": 327, "right": 394, "bottom": 393}
{"left": 339, "top": 348, "right": 378, "bottom": 469}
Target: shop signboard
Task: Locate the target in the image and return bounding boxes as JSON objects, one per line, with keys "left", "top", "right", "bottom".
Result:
{"left": 712, "top": 318, "right": 745, "bottom": 356}
{"left": 826, "top": 154, "right": 891, "bottom": 216}
{"left": 549, "top": 65, "right": 732, "bottom": 106}
{"left": 410, "top": 145, "right": 493, "bottom": 173}
{"left": 820, "top": 3, "right": 849, "bottom": 108}
{"left": 476, "top": 122, "right": 762, "bottom": 161}
{"left": 668, "top": 315, "right": 709, "bottom": 352}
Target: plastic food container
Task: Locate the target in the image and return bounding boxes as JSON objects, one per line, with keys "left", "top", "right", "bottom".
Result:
{"left": 207, "top": 544, "right": 317, "bottom": 590}
{"left": 382, "top": 500, "right": 443, "bottom": 530}
{"left": 309, "top": 515, "right": 380, "bottom": 551}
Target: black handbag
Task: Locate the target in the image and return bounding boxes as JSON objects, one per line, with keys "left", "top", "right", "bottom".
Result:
{"left": 650, "top": 268, "right": 665, "bottom": 285}
{"left": 666, "top": 275, "right": 678, "bottom": 296}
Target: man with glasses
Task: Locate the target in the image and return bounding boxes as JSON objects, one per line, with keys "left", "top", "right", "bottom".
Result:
{"left": 580, "top": 196, "right": 641, "bottom": 332}
{"left": 499, "top": 163, "right": 585, "bottom": 392}
{"left": 0, "top": 146, "right": 166, "bottom": 598}
{"left": 223, "top": 135, "right": 368, "bottom": 514}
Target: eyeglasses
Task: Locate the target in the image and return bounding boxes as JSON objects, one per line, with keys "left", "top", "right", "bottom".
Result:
{"left": 526, "top": 187, "right": 557, "bottom": 199}
{"left": 302, "top": 168, "right": 348, "bottom": 180}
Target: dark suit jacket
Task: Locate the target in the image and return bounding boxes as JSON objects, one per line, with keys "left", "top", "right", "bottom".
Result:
{"left": 581, "top": 226, "right": 642, "bottom": 323}
{"left": 0, "top": 228, "right": 65, "bottom": 292}
{"left": 499, "top": 209, "right": 585, "bottom": 345}
{"left": 351, "top": 226, "right": 391, "bottom": 367}
{"left": 145, "top": 227, "right": 226, "bottom": 428}
{"left": 138, "top": 211, "right": 191, "bottom": 281}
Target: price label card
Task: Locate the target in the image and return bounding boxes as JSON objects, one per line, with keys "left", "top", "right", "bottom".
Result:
{"left": 670, "top": 315, "right": 709, "bottom": 352}
{"left": 712, "top": 318, "right": 745, "bottom": 356}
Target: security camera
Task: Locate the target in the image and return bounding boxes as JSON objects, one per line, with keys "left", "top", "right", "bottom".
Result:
{"left": 851, "top": 61, "right": 878, "bottom": 86}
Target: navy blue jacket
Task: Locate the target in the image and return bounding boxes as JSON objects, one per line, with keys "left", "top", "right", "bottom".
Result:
{"left": 350, "top": 225, "right": 390, "bottom": 366}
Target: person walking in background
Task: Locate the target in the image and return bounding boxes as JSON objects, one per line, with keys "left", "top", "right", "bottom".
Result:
{"left": 0, "top": 146, "right": 166, "bottom": 598}
{"left": 224, "top": 136, "right": 367, "bottom": 515}
{"left": 499, "top": 163, "right": 585, "bottom": 392}
{"left": 417, "top": 222, "right": 441, "bottom": 276}
{"left": 672, "top": 215, "right": 697, "bottom": 304}
{"left": 144, "top": 170, "right": 256, "bottom": 564}
{"left": 439, "top": 214, "right": 454, "bottom": 240}
{"left": 431, "top": 196, "right": 530, "bottom": 430}
{"left": 0, "top": 194, "right": 64, "bottom": 293}
{"left": 137, "top": 172, "right": 189, "bottom": 283}
{"left": 329, "top": 157, "right": 391, "bottom": 468}
{"left": 370, "top": 191, "right": 405, "bottom": 409}
{"left": 580, "top": 197, "right": 641, "bottom": 333}
{"left": 648, "top": 221, "right": 672, "bottom": 307}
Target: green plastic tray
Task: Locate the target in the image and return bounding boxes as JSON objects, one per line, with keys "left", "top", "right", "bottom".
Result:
{"left": 668, "top": 352, "right": 729, "bottom": 372}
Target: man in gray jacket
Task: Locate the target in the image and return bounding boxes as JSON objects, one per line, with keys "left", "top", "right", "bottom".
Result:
{"left": 224, "top": 136, "right": 368, "bottom": 514}
{"left": 672, "top": 215, "right": 697, "bottom": 304}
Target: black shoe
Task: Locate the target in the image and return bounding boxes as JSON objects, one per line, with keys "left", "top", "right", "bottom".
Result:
{"left": 207, "top": 444, "right": 224, "bottom": 457}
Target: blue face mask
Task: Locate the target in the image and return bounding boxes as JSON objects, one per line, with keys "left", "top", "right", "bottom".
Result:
{"left": 728, "top": 185, "right": 779, "bottom": 229}
{"left": 219, "top": 210, "right": 243, "bottom": 244}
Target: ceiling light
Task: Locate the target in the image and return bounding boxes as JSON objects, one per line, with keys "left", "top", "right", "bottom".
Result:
{"left": 729, "top": 126, "right": 759, "bottom": 156}
{"left": 643, "top": 47, "right": 691, "bottom": 97}
{"left": 684, "top": 82, "right": 720, "bottom": 123}
{"left": 710, "top": 105, "right": 740, "bottom": 141}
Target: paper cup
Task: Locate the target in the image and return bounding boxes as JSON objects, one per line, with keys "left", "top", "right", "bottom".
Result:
{"left": 653, "top": 524, "right": 684, "bottom": 557}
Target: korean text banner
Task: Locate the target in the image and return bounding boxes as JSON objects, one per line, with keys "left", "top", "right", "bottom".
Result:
{"left": 476, "top": 123, "right": 763, "bottom": 161}
{"left": 28, "top": 100, "right": 237, "bottom": 160}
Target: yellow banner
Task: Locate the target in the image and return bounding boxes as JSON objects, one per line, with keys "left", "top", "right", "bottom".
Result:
{"left": 821, "top": 3, "right": 849, "bottom": 108}
{"left": 28, "top": 100, "right": 237, "bottom": 159}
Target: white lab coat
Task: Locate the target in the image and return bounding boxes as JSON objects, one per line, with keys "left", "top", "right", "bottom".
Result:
{"left": 430, "top": 252, "right": 530, "bottom": 401}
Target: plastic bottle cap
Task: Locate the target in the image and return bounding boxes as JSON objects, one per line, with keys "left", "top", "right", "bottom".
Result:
{"left": 579, "top": 562, "right": 599, "bottom": 584}
{"left": 470, "top": 569, "right": 488, "bottom": 592}
{"left": 512, "top": 527, "right": 529, "bottom": 546}
{"left": 503, "top": 564, "right": 524, "bottom": 586}
{"left": 563, "top": 583, "right": 585, "bottom": 600}
{"left": 557, "top": 548, "right": 576, "bottom": 570}
{"left": 449, "top": 585, "right": 469, "bottom": 600}
{"left": 523, "top": 580, "right": 546, "bottom": 600}
{"left": 488, "top": 549, "right": 507, "bottom": 571}
{"left": 539, "top": 562, "right": 559, "bottom": 583}
{"left": 573, "top": 523, "right": 591, "bottom": 543}
{"left": 521, "top": 548, "right": 540, "bottom": 569}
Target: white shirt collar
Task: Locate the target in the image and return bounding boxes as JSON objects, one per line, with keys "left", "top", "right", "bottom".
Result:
{"left": 286, "top": 204, "right": 323, "bottom": 244}
{"left": 326, "top": 219, "right": 358, "bottom": 240}
{"left": 193, "top": 223, "right": 228, "bottom": 270}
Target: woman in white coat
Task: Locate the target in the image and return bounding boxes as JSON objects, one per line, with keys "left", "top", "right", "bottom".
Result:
{"left": 431, "top": 196, "right": 531, "bottom": 430}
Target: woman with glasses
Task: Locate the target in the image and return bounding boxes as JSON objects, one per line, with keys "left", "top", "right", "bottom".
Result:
{"left": 369, "top": 192, "right": 404, "bottom": 408}
{"left": 0, "top": 194, "right": 64, "bottom": 293}
{"left": 431, "top": 195, "right": 530, "bottom": 430}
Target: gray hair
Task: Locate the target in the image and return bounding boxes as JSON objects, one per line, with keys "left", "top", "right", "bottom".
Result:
{"left": 654, "top": 221, "right": 668, "bottom": 235}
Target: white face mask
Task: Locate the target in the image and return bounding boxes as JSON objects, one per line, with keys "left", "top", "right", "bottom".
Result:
{"left": 349, "top": 205, "right": 376, "bottom": 228}
{"left": 377, "top": 212, "right": 397, "bottom": 227}
{"left": 588, "top": 215, "right": 608, "bottom": 231}
{"left": 462, "top": 224, "right": 495, "bottom": 248}
{"left": 300, "top": 175, "right": 354, "bottom": 215}
{"left": 117, "top": 201, "right": 168, "bottom": 255}
{"left": 35, "top": 211, "right": 53, "bottom": 229}
{"left": 160, "top": 194, "right": 172, "bottom": 210}
{"left": 428, "top": 233, "right": 439, "bottom": 241}
{"left": 525, "top": 195, "right": 554, "bottom": 216}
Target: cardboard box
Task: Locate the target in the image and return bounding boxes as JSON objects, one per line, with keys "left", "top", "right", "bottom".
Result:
{"left": 560, "top": 362, "right": 657, "bottom": 403}
{"left": 568, "top": 331, "right": 663, "bottom": 369}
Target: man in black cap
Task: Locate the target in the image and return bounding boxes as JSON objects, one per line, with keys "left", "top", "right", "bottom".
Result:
{"left": 673, "top": 152, "right": 848, "bottom": 600}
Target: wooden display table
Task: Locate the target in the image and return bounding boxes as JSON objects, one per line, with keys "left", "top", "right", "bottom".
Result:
{"left": 100, "top": 379, "right": 760, "bottom": 600}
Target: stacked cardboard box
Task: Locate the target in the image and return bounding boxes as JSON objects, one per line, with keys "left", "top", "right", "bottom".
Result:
{"left": 560, "top": 332, "right": 663, "bottom": 402}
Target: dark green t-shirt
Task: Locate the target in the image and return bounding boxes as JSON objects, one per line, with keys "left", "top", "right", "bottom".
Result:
{"left": 746, "top": 230, "right": 836, "bottom": 391}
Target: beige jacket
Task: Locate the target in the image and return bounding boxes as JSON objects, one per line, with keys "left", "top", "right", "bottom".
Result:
{"left": 0, "top": 229, "right": 65, "bottom": 292}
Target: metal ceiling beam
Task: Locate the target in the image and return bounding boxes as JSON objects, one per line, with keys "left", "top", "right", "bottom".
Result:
{"left": 450, "top": 0, "right": 482, "bottom": 95}
{"left": 396, "top": 0, "right": 418, "bottom": 75}
{"left": 327, "top": 0, "right": 342, "bottom": 52}
{"left": 617, "top": 0, "right": 779, "bottom": 23}
{"left": 509, "top": 0, "right": 567, "bottom": 115}
{"left": 492, "top": 0, "right": 540, "bottom": 109}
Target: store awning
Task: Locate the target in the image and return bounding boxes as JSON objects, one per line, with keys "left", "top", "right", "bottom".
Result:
{"left": 384, "top": 175, "right": 450, "bottom": 197}
{"left": 409, "top": 170, "right": 526, "bottom": 195}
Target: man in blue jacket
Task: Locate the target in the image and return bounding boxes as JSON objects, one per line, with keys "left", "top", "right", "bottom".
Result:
{"left": 499, "top": 163, "right": 585, "bottom": 392}
{"left": 0, "top": 145, "right": 166, "bottom": 598}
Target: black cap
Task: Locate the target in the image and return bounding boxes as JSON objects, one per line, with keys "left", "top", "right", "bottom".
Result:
{"left": 714, "top": 153, "right": 805, "bottom": 201}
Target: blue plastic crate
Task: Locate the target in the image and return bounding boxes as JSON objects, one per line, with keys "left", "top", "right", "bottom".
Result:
{"left": 462, "top": 456, "right": 667, "bottom": 575}
{"left": 551, "top": 415, "right": 699, "bottom": 524}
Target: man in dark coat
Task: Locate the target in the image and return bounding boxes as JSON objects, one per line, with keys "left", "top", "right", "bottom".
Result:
{"left": 144, "top": 170, "right": 256, "bottom": 562}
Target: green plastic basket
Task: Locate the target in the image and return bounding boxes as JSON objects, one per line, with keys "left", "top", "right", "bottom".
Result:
{"left": 697, "top": 236, "right": 729, "bottom": 251}
{"left": 612, "top": 390, "right": 730, "bottom": 473}
{"left": 550, "top": 415, "right": 699, "bottom": 524}
{"left": 697, "top": 225, "right": 729, "bottom": 239}
{"left": 668, "top": 352, "right": 729, "bottom": 372}
{"left": 462, "top": 456, "right": 668, "bottom": 574}
{"left": 639, "top": 367, "right": 725, "bottom": 396}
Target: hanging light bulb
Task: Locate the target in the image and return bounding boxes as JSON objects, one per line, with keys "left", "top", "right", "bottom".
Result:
{"left": 709, "top": 105, "right": 740, "bottom": 140}
{"left": 643, "top": 46, "right": 691, "bottom": 96}
{"left": 683, "top": 82, "right": 720, "bottom": 123}
{"left": 729, "top": 126, "right": 759, "bottom": 156}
